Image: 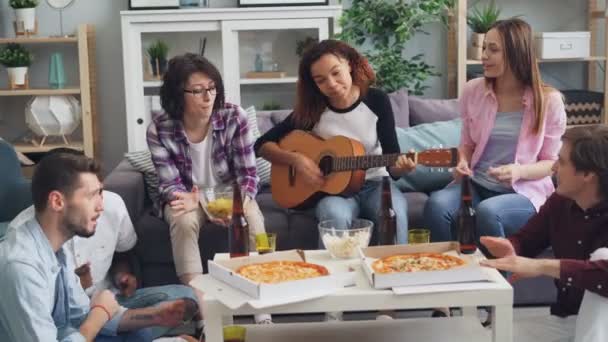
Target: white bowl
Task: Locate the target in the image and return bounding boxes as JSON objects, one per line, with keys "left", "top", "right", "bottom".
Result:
{"left": 318, "top": 219, "right": 373, "bottom": 259}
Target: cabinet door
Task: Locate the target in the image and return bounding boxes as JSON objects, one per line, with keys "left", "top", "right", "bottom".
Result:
{"left": 221, "top": 18, "right": 329, "bottom": 108}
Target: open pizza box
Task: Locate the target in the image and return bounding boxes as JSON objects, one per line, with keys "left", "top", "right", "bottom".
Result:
{"left": 359, "top": 242, "right": 490, "bottom": 289}
{"left": 208, "top": 249, "right": 355, "bottom": 304}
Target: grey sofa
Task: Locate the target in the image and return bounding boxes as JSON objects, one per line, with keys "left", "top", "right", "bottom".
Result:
{"left": 104, "top": 90, "right": 556, "bottom": 306}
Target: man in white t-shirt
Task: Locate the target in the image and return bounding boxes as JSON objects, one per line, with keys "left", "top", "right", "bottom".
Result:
{"left": 10, "top": 190, "right": 200, "bottom": 340}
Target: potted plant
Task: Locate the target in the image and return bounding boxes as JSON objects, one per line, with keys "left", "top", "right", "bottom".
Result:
{"left": 0, "top": 43, "right": 34, "bottom": 88}
{"left": 467, "top": 1, "right": 501, "bottom": 60}
{"left": 338, "top": 0, "right": 454, "bottom": 94}
{"left": 146, "top": 40, "right": 169, "bottom": 77}
{"left": 10, "top": 0, "right": 40, "bottom": 35}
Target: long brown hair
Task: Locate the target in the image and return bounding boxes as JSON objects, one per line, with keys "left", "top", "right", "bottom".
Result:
{"left": 293, "top": 39, "right": 375, "bottom": 128}
{"left": 487, "top": 18, "right": 552, "bottom": 135}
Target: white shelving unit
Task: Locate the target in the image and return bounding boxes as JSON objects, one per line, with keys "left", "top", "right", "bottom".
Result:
{"left": 121, "top": 6, "right": 341, "bottom": 152}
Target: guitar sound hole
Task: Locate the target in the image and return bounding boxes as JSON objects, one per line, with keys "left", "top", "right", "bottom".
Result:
{"left": 318, "top": 156, "right": 333, "bottom": 176}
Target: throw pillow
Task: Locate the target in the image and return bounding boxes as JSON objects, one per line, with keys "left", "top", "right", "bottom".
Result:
{"left": 244, "top": 106, "right": 271, "bottom": 186}
{"left": 408, "top": 96, "right": 459, "bottom": 126}
{"left": 395, "top": 119, "right": 462, "bottom": 193}
{"left": 124, "top": 150, "right": 160, "bottom": 205}
{"left": 388, "top": 88, "right": 410, "bottom": 128}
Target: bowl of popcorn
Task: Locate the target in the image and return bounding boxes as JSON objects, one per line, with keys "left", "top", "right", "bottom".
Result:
{"left": 318, "top": 219, "right": 373, "bottom": 259}
{"left": 201, "top": 185, "right": 233, "bottom": 222}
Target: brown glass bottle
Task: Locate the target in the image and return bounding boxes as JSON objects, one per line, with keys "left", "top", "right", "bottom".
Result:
{"left": 458, "top": 175, "right": 477, "bottom": 254}
{"left": 229, "top": 183, "right": 249, "bottom": 258}
{"left": 378, "top": 176, "right": 397, "bottom": 245}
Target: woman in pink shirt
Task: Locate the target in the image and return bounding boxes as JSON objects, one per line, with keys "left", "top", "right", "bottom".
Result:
{"left": 424, "top": 18, "right": 566, "bottom": 243}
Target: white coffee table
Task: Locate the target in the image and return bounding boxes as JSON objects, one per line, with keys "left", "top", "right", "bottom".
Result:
{"left": 192, "top": 250, "right": 513, "bottom": 342}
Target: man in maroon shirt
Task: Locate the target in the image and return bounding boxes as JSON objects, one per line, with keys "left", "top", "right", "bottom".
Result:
{"left": 481, "top": 125, "right": 608, "bottom": 339}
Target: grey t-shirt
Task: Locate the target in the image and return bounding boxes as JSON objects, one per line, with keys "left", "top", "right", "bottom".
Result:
{"left": 473, "top": 111, "right": 523, "bottom": 193}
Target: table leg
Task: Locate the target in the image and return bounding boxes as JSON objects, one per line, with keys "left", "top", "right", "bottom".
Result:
{"left": 203, "top": 301, "right": 224, "bottom": 342}
{"left": 492, "top": 304, "right": 513, "bottom": 342}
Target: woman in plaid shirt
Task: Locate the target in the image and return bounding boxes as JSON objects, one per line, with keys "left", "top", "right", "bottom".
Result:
{"left": 146, "top": 53, "right": 266, "bottom": 288}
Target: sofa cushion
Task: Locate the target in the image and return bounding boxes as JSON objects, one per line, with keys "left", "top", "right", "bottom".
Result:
{"left": 388, "top": 88, "right": 410, "bottom": 128}
{"left": 124, "top": 150, "right": 160, "bottom": 208}
{"left": 270, "top": 110, "right": 292, "bottom": 125}
{"left": 245, "top": 106, "right": 271, "bottom": 186}
{"left": 409, "top": 96, "right": 459, "bottom": 126}
{"left": 395, "top": 119, "right": 461, "bottom": 193}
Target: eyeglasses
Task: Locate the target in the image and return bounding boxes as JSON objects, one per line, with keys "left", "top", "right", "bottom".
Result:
{"left": 184, "top": 86, "right": 217, "bottom": 97}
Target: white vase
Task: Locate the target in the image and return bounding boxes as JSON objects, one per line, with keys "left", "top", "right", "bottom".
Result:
{"left": 468, "top": 32, "right": 485, "bottom": 60}
{"left": 15, "top": 7, "right": 36, "bottom": 33}
{"left": 8, "top": 67, "right": 28, "bottom": 86}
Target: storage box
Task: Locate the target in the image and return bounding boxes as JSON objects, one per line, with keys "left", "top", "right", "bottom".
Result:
{"left": 208, "top": 250, "right": 352, "bottom": 301}
{"left": 535, "top": 31, "right": 590, "bottom": 59}
{"left": 359, "top": 242, "right": 489, "bottom": 289}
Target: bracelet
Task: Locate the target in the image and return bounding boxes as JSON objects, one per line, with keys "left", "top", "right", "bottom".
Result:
{"left": 91, "top": 305, "right": 112, "bottom": 322}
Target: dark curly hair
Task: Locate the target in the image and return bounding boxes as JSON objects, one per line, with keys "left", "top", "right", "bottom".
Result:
{"left": 160, "top": 53, "right": 225, "bottom": 121}
{"left": 293, "top": 39, "right": 375, "bottom": 128}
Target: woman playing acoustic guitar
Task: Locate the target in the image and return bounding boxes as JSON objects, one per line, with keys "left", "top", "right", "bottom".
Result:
{"left": 255, "top": 39, "right": 416, "bottom": 244}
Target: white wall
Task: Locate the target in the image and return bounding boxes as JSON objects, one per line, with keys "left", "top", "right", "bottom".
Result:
{"left": 0, "top": 0, "right": 599, "bottom": 173}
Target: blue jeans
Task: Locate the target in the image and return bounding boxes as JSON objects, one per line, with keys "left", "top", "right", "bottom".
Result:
{"left": 316, "top": 179, "right": 408, "bottom": 244}
{"left": 99, "top": 284, "right": 198, "bottom": 341}
{"left": 423, "top": 183, "right": 536, "bottom": 243}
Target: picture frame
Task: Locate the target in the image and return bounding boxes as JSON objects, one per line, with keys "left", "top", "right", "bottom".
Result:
{"left": 238, "top": 0, "right": 328, "bottom": 7}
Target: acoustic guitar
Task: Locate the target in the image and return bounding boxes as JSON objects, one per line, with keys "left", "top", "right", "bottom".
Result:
{"left": 270, "top": 130, "right": 459, "bottom": 209}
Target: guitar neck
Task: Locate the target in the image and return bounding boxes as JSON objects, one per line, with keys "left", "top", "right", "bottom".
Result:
{"left": 332, "top": 153, "right": 411, "bottom": 172}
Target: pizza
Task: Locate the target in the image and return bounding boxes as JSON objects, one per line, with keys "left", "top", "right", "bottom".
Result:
{"left": 236, "top": 261, "right": 329, "bottom": 284}
{"left": 371, "top": 253, "right": 466, "bottom": 274}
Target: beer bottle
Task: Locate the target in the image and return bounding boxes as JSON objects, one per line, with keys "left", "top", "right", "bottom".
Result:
{"left": 378, "top": 176, "right": 397, "bottom": 245}
{"left": 229, "top": 183, "right": 249, "bottom": 258}
{"left": 458, "top": 175, "right": 477, "bottom": 254}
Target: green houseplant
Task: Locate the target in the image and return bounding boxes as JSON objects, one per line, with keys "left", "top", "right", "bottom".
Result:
{"left": 10, "top": 0, "right": 40, "bottom": 35}
{"left": 146, "top": 40, "right": 169, "bottom": 77}
{"left": 337, "top": 0, "right": 454, "bottom": 95}
{"left": 0, "top": 43, "right": 34, "bottom": 87}
{"left": 467, "top": 1, "right": 501, "bottom": 60}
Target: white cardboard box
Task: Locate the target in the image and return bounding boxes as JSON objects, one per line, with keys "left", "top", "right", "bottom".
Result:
{"left": 208, "top": 250, "right": 353, "bottom": 301}
{"left": 535, "top": 31, "right": 590, "bottom": 59}
{"left": 359, "top": 242, "right": 490, "bottom": 289}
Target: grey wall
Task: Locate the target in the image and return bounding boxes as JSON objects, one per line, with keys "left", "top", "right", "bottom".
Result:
{"left": 0, "top": 0, "right": 600, "bottom": 173}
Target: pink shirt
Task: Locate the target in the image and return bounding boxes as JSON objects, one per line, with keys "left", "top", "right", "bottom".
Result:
{"left": 459, "top": 78, "right": 567, "bottom": 211}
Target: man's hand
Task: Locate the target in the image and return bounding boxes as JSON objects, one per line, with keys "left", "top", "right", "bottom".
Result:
{"left": 74, "top": 262, "right": 93, "bottom": 290}
{"left": 480, "top": 236, "right": 516, "bottom": 258}
{"left": 155, "top": 299, "right": 189, "bottom": 327}
{"left": 90, "top": 290, "right": 120, "bottom": 318}
{"left": 481, "top": 257, "right": 560, "bottom": 282}
{"left": 114, "top": 272, "right": 137, "bottom": 298}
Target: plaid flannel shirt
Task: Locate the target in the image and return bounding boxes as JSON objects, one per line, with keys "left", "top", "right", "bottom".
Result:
{"left": 146, "top": 103, "right": 259, "bottom": 216}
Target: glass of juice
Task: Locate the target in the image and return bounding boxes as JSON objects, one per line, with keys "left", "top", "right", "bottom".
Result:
{"left": 255, "top": 233, "right": 277, "bottom": 255}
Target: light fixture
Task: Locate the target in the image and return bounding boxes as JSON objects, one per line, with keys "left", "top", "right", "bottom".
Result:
{"left": 25, "top": 96, "right": 81, "bottom": 146}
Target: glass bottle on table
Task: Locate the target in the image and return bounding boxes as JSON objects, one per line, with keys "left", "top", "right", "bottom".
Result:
{"left": 229, "top": 183, "right": 249, "bottom": 258}
{"left": 378, "top": 176, "right": 397, "bottom": 245}
{"left": 458, "top": 175, "right": 477, "bottom": 254}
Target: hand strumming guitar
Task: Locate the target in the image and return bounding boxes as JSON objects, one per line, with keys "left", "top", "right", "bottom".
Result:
{"left": 293, "top": 153, "right": 324, "bottom": 187}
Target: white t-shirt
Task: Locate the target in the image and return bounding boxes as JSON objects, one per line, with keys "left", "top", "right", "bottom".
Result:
{"left": 313, "top": 101, "right": 388, "bottom": 180}
{"left": 189, "top": 134, "right": 220, "bottom": 189}
{"left": 9, "top": 190, "right": 137, "bottom": 296}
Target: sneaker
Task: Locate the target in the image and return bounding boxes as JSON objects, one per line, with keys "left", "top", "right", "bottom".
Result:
{"left": 324, "top": 311, "right": 343, "bottom": 322}
{"left": 254, "top": 313, "right": 273, "bottom": 325}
